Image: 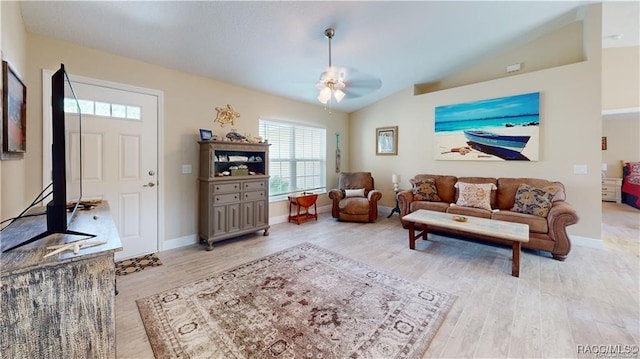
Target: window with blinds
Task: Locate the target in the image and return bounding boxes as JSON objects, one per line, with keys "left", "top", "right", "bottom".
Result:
{"left": 259, "top": 119, "right": 326, "bottom": 201}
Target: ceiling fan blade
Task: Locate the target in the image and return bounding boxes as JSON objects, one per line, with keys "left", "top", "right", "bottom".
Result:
{"left": 340, "top": 67, "right": 382, "bottom": 98}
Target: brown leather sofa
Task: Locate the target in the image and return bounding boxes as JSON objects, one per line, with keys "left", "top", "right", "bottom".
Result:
{"left": 397, "top": 175, "right": 579, "bottom": 260}
{"left": 328, "top": 172, "right": 383, "bottom": 222}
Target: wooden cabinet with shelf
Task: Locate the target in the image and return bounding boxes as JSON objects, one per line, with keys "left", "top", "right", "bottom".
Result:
{"left": 198, "top": 141, "right": 270, "bottom": 250}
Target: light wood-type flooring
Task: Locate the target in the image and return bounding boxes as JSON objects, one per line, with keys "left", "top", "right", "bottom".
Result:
{"left": 115, "top": 202, "right": 639, "bottom": 358}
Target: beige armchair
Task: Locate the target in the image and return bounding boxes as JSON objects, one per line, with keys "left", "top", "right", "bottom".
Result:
{"left": 328, "top": 172, "right": 382, "bottom": 222}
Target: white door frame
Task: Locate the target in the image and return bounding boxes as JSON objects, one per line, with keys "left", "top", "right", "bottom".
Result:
{"left": 41, "top": 69, "right": 165, "bottom": 252}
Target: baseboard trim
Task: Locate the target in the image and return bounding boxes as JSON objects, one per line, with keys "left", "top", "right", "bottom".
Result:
{"left": 163, "top": 234, "right": 198, "bottom": 251}
{"left": 570, "top": 235, "right": 604, "bottom": 249}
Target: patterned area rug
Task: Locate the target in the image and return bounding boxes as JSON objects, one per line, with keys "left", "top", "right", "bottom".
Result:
{"left": 136, "top": 243, "right": 455, "bottom": 358}
{"left": 115, "top": 253, "right": 162, "bottom": 276}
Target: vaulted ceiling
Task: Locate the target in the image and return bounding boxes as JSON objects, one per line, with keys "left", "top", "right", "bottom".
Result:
{"left": 19, "top": 1, "right": 639, "bottom": 113}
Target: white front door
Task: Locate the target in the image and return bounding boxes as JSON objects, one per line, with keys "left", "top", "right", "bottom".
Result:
{"left": 42, "top": 71, "right": 160, "bottom": 260}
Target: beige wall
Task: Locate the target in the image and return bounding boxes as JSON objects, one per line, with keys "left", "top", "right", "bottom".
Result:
{"left": 1, "top": 1, "right": 28, "bottom": 222}
{"left": 16, "top": 33, "right": 348, "bottom": 244}
{"left": 350, "top": 4, "right": 603, "bottom": 240}
{"left": 602, "top": 46, "right": 640, "bottom": 111}
{"left": 602, "top": 118, "right": 640, "bottom": 178}
{"left": 601, "top": 47, "right": 640, "bottom": 178}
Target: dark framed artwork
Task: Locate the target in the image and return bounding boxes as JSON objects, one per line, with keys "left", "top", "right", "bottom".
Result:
{"left": 199, "top": 128, "right": 213, "bottom": 141}
{"left": 601, "top": 136, "right": 607, "bottom": 150}
{"left": 376, "top": 126, "right": 398, "bottom": 155}
{"left": 1, "top": 60, "right": 27, "bottom": 160}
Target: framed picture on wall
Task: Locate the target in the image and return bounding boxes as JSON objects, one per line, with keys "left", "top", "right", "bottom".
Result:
{"left": 601, "top": 136, "right": 607, "bottom": 150}
{"left": 1, "top": 60, "right": 26, "bottom": 160}
{"left": 376, "top": 126, "right": 398, "bottom": 155}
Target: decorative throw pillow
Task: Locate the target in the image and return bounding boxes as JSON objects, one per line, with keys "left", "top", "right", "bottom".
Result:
{"left": 511, "top": 183, "right": 558, "bottom": 217}
{"left": 345, "top": 188, "right": 366, "bottom": 198}
{"left": 410, "top": 179, "right": 441, "bottom": 201}
{"left": 454, "top": 182, "right": 496, "bottom": 211}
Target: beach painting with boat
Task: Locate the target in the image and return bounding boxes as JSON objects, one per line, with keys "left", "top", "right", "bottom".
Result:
{"left": 434, "top": 92, "right": 539, "bottom": 161}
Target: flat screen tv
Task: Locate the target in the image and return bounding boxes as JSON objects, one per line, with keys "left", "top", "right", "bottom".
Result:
{"left": 2, "top": 64, "right": 94, "bottom": 252}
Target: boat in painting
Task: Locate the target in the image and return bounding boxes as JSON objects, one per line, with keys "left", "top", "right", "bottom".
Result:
{"left": 463, "top": 130, "right": 530, "bottom": 153}
{"left": 464, "top": 130, "right": 531, "bottom": 161}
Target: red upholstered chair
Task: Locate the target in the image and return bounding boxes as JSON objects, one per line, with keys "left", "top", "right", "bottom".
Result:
{"left": 328, "top": 172, "right": 382, "bottom": 222}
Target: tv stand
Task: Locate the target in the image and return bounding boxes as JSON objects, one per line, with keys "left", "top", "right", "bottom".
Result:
{"left": 0, "top": 202, "right": 122, "bottom": 358}
{"left": 1, "top": 203, "right": 96, "bottom": 253}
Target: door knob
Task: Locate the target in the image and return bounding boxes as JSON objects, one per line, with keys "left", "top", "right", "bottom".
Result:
{"left": 144, "top": 182, "right": 156, "bottom": 187}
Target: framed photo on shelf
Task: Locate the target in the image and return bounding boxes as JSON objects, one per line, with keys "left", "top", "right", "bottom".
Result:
{"left": 376, "top": 126, "right": 398, "bottom": 155}
{"left": 1, "top": 60, "right": 27, "bottom": 160}
{"left": 199, "top": 128, "right": 213, "bottom": 141}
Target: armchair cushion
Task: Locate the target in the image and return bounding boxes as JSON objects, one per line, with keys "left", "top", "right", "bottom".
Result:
{"left": 345, "top": 188, "right": 366, "bottom": 198}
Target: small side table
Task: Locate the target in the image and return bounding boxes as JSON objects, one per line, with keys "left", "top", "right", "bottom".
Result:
{"left": 601, "top": 177, "right": 622, "bottom": 203}
{"left": 288, "top": 193, "right": 318, "bottom": 225}
{"left": 387, "top": 189, "right": 402, "bottom": 218}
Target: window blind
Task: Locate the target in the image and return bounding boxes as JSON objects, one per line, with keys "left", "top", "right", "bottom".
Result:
{"left": 259, "top": 119, "right": 326, "bottom": 200}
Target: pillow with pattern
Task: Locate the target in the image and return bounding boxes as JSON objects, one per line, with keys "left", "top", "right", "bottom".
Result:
{"left": 410, "top": 178, "right": 441, "bottom": 201}
{"left": 511, "top": 183, "right": 558, "bottom": 217}
{"left": 454, "top": 182, "right": 496, "bottom": 211}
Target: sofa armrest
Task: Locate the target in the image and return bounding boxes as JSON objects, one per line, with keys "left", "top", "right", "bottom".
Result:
{"left": 546, "top": 201, "right": 579, "bottom": 260}
{"left": 397, "top": 190, "right": 413, "bottom": 217}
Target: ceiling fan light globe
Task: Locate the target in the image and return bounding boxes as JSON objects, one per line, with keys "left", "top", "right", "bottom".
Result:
{"left": 318, "top": 87, "right": 332, "bottom": 104}
{"left": 334, "top": 89, "right": 346, "bottom": 103}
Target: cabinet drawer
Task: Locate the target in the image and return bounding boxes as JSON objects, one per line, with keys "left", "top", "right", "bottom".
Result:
{"left": 214, "top": 193, "right": 241, "bottom": 204}
{"left": 244, "top": 191, "right": 266, "bottom": 201}
{"left": 213, "top": 182, "right": 241, "bottom": 193}
{"left": 602, "top": 185, "right": 618, "bottom": 192}
{"left": 602, "top": 191, "right": 616, "bottom": 200}
{"left": 243, "top": 180, "right": 267, "bottom": 191}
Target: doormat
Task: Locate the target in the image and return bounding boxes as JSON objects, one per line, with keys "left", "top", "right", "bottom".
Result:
{"left": 115, "top": 253, "right": 162, "bottom": 276}
{"left": 137, "top": 242, "right": 456, "bottom": 358}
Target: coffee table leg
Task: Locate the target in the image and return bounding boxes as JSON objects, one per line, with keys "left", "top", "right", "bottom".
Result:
{"left": 409, "top": 222, "right": 416, "bottom": 249}
{"left": 512, "top": 241, "right": 521, "bottom": 277}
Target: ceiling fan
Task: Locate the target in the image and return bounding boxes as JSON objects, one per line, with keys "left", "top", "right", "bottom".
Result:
{"left": 316, "top": 27, "right": 382, "bottom": 106}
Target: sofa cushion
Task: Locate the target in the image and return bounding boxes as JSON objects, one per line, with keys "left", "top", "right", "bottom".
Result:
{"left": 447, "top": 204, "right": 492, "bottom": 219}
{"left": 496, "top": 178, "right": 565, "bottom": 210}
{"left": 410, "top": 201, "right": 449, "bottom": 213}
{"left": 345, "top": 188, "right": 365, "bottom": 198}
{"left": 454, "top": 182, "right": 496, "bottom": 211}
{"left": 338, "top": 197, "right": 370, "bottom": 215}
{"left": 411, "top": 175, "right": 457, "bottom": 203}
{"left": 511, "top": 184, "right": 558, "bottom": 217}
{"left": 410, "top": 178, "right": 441, "bottom": 201}
{"left": 492, "top": 210, "right": 548, "bottom": 234}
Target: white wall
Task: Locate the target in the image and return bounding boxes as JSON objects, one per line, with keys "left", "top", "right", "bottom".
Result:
{"left": 349, "top": 4, "right": 603, "bottom": 240}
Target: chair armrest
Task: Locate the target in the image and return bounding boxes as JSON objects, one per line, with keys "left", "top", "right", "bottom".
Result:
{"left": 328, "top": 189, "right": 344, "bottom": 201}
{"left": 368, "top": 189, "right": 382, "bottom": 204}
{"left": 328, "top": 189, "right": 344, "bottom": 218}
{"left": 546, "top": 201, "right": 579, "bottom": 260}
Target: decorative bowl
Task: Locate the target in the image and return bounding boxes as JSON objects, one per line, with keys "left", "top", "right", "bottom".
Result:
{"left": 452, "top": 215, "right": 468, "bottom": 222}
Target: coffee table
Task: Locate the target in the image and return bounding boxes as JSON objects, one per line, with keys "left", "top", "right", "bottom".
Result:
{"left": 402, "top": 209, "right": 529, "bottom": 277}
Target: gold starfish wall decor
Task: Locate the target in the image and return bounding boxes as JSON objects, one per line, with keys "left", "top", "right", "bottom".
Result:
{"left": 214, "top": 104, "right": 240, "bottom": 127}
